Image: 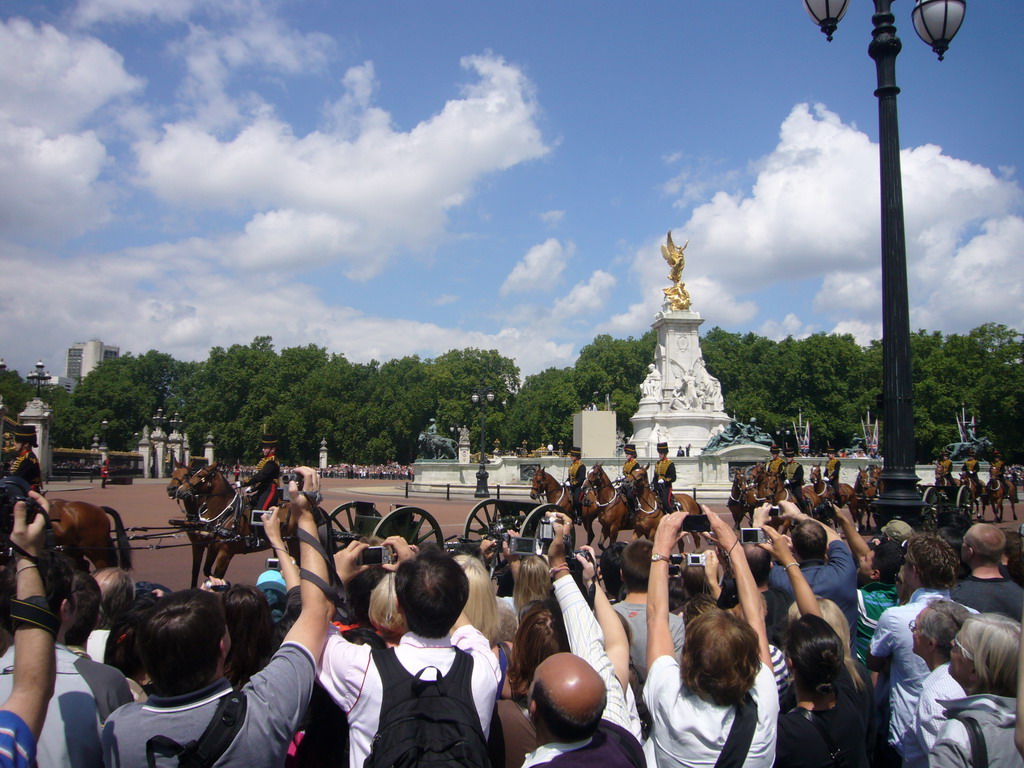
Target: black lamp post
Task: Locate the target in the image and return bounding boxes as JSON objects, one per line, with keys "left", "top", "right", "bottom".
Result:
{"left": 26, "top": 360, "right": 46, "bottom": 397}
{"left": 471, "top": 386, "right": 496, "bottom": 498}
{"left": 804, "top": 0, "right": 965, "bottom": 521}
{"left": 153, "top": 407, "right": 166, "bottom": 431}
{"left": 100, "top": 419, "right": 109, "bottom": 451}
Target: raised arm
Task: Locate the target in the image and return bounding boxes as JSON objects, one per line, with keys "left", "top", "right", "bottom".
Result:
{"left": 577, "top": 545, "right": 630, "bottom": 693}
{"left": 262, "top": 506, "right": 301, "bottom": 591}
{"left": 708, "top": 506, "right": 772, "bottom": 668}
{"left": 3, "top": 493, "right": 56, "bottom": 739}
{"left": 833, "top": 504, "right": 871, "bottom": 563}
{"left": 648, "top": 511, "right": 686, "bottom": 669}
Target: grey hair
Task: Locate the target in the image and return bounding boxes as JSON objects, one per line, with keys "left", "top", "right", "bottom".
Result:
{"left": 955, "top": 613, "right": 1021, "bottom": 696}
{"left": 917, "top": 600, "right": 971, "bottom": 656}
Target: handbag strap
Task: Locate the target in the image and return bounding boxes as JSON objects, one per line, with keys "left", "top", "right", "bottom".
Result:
{"left": 794, "top": 708, "right": 846, "bottom": 768}
{"left": 714, "top": 693, "right": 757, "bottom": 768}
{"left": 955, "top": 715, "right": 989, "bottom": 768}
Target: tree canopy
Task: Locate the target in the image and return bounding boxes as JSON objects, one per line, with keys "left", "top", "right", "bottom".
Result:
{"left": 13, "top": 323, "right": 1020, "bottom": 464}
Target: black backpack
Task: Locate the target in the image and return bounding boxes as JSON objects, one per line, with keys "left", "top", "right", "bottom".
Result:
{"left": 364, "top": 647, "right": 491, "bottom": 768}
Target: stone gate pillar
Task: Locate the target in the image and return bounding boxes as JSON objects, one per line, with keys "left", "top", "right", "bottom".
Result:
{"left": 19, "top": 398, "right": 53, "bottom": 481}
{"left": 138, "top": 427, "right": 153, "bottom": 478}
{"left": 319, "top": 438, "right": 328, "bottom": 470}
{"left": 204, "top": 434, "right": 215, "bottom": 465}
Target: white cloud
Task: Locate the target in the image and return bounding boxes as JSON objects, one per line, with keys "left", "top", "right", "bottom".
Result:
{"left": 74, "top": 0, "right": 207, "bottom": 26}
{"left": 434, "top": 294, "right": 458, "bottom": 306}
{"left": 759, "top": 313, "right": 814, "bottom": 341}
{"left": 539, "top": 209, "right": 564, "bottom": 227}
{"left": 500, "top": 238, "right": 571, "bottom": 295}
{"left": 552, "top": 271, "right": 616, "bottom": 317}
{"left": 0, "top": 18, "right": 144, "bottom": 135}
{"left": 134, "top": 53, "right": 549, "bottom": 278}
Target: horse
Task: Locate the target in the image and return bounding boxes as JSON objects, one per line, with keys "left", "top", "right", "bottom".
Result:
{"left": 751, "top": 464, "right": 789, "bottom": 507}
{"left": 45, "top": 499, "right": 133, "bottom": 572}
{"left": 166, "top": 462, "right": 218, "bottom": 589}
{"left": 934, "top": 464, "right": 958, "bottom": 489}
{"left": 581, "top": 464, "right": 632, "bottom": 550}
{"left": 985, "top": 477, "right": 1018, "bottom": 524}
{"left": 529, "top": 467, "right": 575, "bottom": 518}
{"left": 803, "top": 464, "right": 828, "bottom": 511}
{"left": 958, "top": 471, "right": 985, "bottom": 518}
{"left": 629, "top": 466, "right": 700, "bottom": 541}
{"left": 727, "top": 468, "right": 760, "bottom": 528}
{"left": 173, "top": 463, "right": 301, "bottom": 581}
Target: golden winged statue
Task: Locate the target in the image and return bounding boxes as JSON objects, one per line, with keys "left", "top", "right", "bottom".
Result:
{"left": 660, "top": 231, "right": 690, "bottom": 311}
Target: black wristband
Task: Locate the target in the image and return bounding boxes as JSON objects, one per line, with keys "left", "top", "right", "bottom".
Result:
{"left": 11, "top": 597, "right": 59, "bottom": 638}
{"left": 9, "top": 543, "right": 39, "bottom": 564}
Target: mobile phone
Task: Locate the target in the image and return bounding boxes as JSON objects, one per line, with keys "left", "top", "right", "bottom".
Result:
{"left": 687, "top": 553, "right": 707, "bottom": 567}
{"left": 682, "top": 515, "right": 711, "bottom": 533}
{"left": 358, "top": 546, "right": 392, "bottom": 566}
{"left": 740, "top": 528, "right": 767, "bottom": 545}
{"left": 266, "top": 557, "right": 280, "bottom": 571}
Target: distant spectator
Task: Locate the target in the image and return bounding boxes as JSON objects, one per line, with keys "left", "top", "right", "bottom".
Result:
{"left": 868, "top": 532, "right": 961, "bottom": 761}
{"left": 222, "top": 584, "right": 275, "bottom": 688}
{"left": 932, "top": 614, "right": 1022, "bottom": 768}
{"left": 612, "top": 539, "right": 685, "bottom": 684}
{"left": 63, "top": 571, "right": 101, "bottom": 657}
{"left": 87, "top": 569, "right": 135, "bottom": 663}
{"left": 951, "top": 524, "right": 1024, "bottom": 618}
{"left": 905, "top": 599, "right": 971, "bottom": 768}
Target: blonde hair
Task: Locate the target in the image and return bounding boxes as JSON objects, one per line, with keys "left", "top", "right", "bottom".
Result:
{"left": 369, "top": 573, "right": 406, "bottom": 645}
{"left": 787, "top": 597, "right": 865, "bottom": 692}
{"left": 955, "top": 613, "right": 1021, "bottom": 696}
{"left": 514, "top": 555, "right": 551, "bottom": 615}
{"left": 454, "top": 555, "right": 500, "bottom": 645}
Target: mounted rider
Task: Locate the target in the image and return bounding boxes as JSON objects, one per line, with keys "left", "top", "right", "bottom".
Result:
{"left": 783, "top": 448, "right": 806, "bottom": 512}
{"left": 245, "top": 434, "right": 281, "bottom": 510}
{"left": 961, "top": 448, "right": 980, "bottom": 488}
{"left": 566, "top": 447, "right": 586, "bottom": 524}
{"left": 621, "top": 443, "right": 639, "bottom": 513}
{"left": 989, "top": 450, "right": 1016, "bottom": 499}
{"left": 935, "top": 449, "right": 954, "bottom": 486}
{"left": 824, "top": 445, "right": 841, "bottom": 500}
{"left": 654, "top": 441, "right": 676, "bottom": 512}
{"left": 766, "top": 444, "right": 785, "bottom": 478}
{"left": 7, "top": 425, "right": 42, "bottom": 493}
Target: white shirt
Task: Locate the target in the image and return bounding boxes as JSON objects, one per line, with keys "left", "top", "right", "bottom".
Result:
{"left": 869, "top": 588, "right": 951, "bottom": 755}
{"left": 905, "top": 662, "right": 964, "bottom": 768}
{"left": 643, "top": 656, "right": 779, "bottom": 768}
{"left": 317, "top": 625, "right": 500, "bottom": 768}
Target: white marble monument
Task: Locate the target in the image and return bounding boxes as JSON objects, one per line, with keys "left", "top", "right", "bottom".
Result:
{"left": 629, "top": 234, "right": 731, "bottom": 457}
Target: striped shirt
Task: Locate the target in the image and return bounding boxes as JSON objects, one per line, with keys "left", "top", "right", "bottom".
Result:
{"left": 856, "top": 581, "right": 897, "bottom": 665}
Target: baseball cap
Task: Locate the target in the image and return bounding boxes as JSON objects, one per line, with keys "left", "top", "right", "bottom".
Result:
{"left": 880, "top": 520, "right": 913, "bottom": 545}
{"left": 256, "top": 569, "right": 287, "bottom": 595}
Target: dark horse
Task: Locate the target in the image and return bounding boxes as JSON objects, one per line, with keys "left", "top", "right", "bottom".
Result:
{"left": 727, "top": 467, "right": 761, "bottom": 528}
{"left": 166, "top": 462, "right": 218, "bottom": 588}
{"left": 629, "top": 466, "right": 700, "bottom": 541}
{"left": 173, "top": 463, "right": 300, "bottom": 582}
{"left": 529, "top": 467, "right": 575, "bottom": 518}
{"left": 581, "top": 464, "right": 632, "bottom": 550}
{"left": 47, "top": 499, "right": 133, "bottom": 571}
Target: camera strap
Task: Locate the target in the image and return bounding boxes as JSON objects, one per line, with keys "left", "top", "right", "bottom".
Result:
{"left": 296, "top": 526, "right": 345, "bottom": 609}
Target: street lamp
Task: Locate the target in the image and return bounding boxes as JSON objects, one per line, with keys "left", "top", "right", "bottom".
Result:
{"left": 153, "top": 407, "right": 166, "bottom": 430}
{"left": 100, "top": 419, "right": 109, "bottom": 450}
{"left": 470, "top": 386, "right": 496, "bottom": 498}
{"left": 26, "top": 360, "right": 46, "bottom": 397}
{"left": 804, "top": 0, "right": 965, "bottom": 522}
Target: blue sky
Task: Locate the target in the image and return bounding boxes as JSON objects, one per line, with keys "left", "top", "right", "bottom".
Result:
{"left": 2, "top": 1, "right": 1021, "bottom": 380}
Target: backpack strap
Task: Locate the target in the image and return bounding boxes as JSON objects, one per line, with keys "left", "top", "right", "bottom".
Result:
{"left": 955, "top": 715, "right": 989, "bottom": 768}
{"left": 793, "top": 707, "right": 847, "bottom": 768}
{"left": 145, "top": 690, "right": 247, "bottom": 768}
{"left": 714, "top": 693, "right": 757, "bottom": 768}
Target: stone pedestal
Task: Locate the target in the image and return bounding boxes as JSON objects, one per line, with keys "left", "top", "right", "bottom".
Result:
{"left": 572, "top": 410, "right": 617, "bottom": 459}
{"left": 152, "top": 429, "right": 167, "bottom": 479}
{"left": 458, "top": 428, "right": 471, "bottom": 465}
{"left": 19, "top": 398, "right": 53, "bottom": 481}
{"left": 138, "top": 429, "right": 153, "bottom": 478}
{"left": 319, "top": 439, "right": 328, "bottom": 469}
{"left": 205, "top": 435, "right": 216, "bottom": 466}
{"left": 630, "top": 309, "right": 730, "bottom": 458}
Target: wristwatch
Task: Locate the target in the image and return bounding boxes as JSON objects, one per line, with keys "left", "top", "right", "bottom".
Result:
{"left": 651, "top": 553, "right": 671, "bottom": 563}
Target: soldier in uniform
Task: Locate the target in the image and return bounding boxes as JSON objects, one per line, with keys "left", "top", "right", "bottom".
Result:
{"left": 783, "top": 448, "right": 806, "bottom": 513}
{"left": 766, "top": 444, "right": 785, "bottom": 478}
{"left": 566, "top": 447, "right": 586, "bottom": 524}
{"left": 654, "top": 441, "right": 677, "bottom": 513}
{"left": 936, "top": 450, "right": 954, "bottom": 486}
{"left": 7, "top": 426, "right": 42, "bottom": 493}
{"left": 621, "top": 443, "right": 639, "bottom": 513}
{"left": 245, "top": 434, "right": 281, "bottom": 510}
{"left": 961, "top": 448, "right": 980, "bottom": 488}
{"left": 824, "top": 446, "right": 841, "bottom": 501}
{"left": 989, "top": 450, "right": 1015, "bottom": 499}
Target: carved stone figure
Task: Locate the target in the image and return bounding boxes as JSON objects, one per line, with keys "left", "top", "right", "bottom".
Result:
{"left": 417, "top": 419, "right": 457, "bottom": 460}
{"left": 640, "top": 364, "right": 662, "bottom": 400}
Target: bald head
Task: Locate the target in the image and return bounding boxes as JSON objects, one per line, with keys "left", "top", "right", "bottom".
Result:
{"left": 964, "top": 523, "right": 1005, "bottom": 565}
{"left": 530, "top": 652, "right": 606, "bottom": 742}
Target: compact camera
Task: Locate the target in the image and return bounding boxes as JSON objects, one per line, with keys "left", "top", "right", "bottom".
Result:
{"left": 740, "top": 528, "right": 767, "bottom": 545}
{"left": 687, "top": 552, "right": 707, "bottom": 567}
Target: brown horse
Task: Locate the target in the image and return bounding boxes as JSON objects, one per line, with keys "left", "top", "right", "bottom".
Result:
{"left": 802, "top": 465, "right": 828, "bottom": 511}
{"left": 727, "top": 468, "right": 760, "bottom": 528}
{"left": 46, "top": 499, "right": 133, "bottom": 571}
{"left": 166, "top": 462, "right": 217, "bottom": 589}
{"left": 985, "top": 477, "right": 1018, "bottom": 524}
{"left": 174, "top": 463, "right": 300, "bottom": 581}
{"left": 751, "top": 464, "right": 789, "bottom": 507}
{"left": 934, "top": 464, "right": 958, "bottom": 489}
{"left": 581, "top": 464, "right": 632, "bottom": 550}
{"left": 529, "top": 468, "right": 574, "bottom": 517}
{"left": 629, "top": 466, "right": 700, "bottom": 540}
{"left": 958, "top": 471, "right": 985, "bottom": 518}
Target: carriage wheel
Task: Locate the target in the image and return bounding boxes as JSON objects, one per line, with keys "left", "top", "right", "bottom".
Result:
{"left": 921, "top": 486, "right": 937, "bottom": 509}
{"left": 956, "top": 485, "right": 973, "bottom": 513}
{"left": 372, "top": 506, "right": 443, "bottom": 547}
{"left": 521, "top": 504, "right": 577, "bottom": 550}
{"left": 324, "top": 501, "right": 383, "bottom": 550}
{"left": 463, "top": 499, "right": 525, "bottom": 540}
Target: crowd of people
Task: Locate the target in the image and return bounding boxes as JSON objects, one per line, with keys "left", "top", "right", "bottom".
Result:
{"left": 1, "top": 466, "right": 1022, "bottom": 768}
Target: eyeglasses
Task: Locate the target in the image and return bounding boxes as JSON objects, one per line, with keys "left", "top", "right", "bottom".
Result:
{"left": 908, "top": 619, "right": 919, "bottom": 633}
{"left": 951, "top": 637, "right": 974, "bottom": 661}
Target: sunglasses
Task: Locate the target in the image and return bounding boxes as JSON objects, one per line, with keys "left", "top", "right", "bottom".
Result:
{"left": 951, "top": 637, "right": 974, "bottom": 662}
